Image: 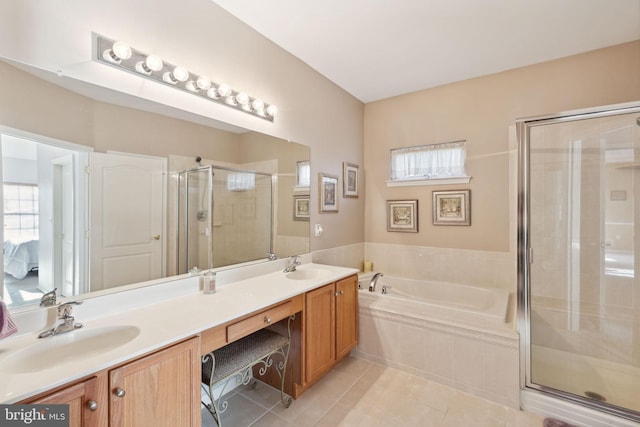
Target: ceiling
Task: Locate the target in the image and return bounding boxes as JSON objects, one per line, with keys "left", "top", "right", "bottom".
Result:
{"left": 212, "top": 0, "right": 640, "bottom": 103}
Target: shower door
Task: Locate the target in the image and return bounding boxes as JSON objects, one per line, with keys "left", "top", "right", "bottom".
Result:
{"left": 177, "top": 165, "right": 273, "bottom": 272}
{"left": 177, "top": 166, "right": 213, "bottom": 273}
{"left": 520, "top": 105, "right": 640, "bottom": 420}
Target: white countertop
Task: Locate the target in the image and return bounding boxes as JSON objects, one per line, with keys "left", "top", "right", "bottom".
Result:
{"left": 0, "top": 261, "right": 357, "bottom": 403}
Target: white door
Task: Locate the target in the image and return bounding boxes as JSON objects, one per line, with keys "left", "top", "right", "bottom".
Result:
{"left": 52, "top": 155, "right": 75, "bottom": 297}
{"left": 90, "top": 152, "right": 165, "bottom": 291}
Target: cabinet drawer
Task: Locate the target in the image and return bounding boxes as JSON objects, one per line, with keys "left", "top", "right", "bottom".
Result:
{"left": 227, "top": 300, "right": 293, "bottom": 342}
{"left": 201, "top": 325, "right": 226, "bottom": 354}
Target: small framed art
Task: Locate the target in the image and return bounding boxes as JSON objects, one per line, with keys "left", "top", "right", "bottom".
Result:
{"left": 319, "top": 173, "right": 339, "bottom": 212}
{"left": 343, "top": 162, "right": 359, "bottom": 198}
{"left": 293, "top": 195, "right": 310, "bottom": 221}
{"left": 432, "top": 190, "right": 470, "bottom": 225}
{"left": 387, "top": 199, "right": 418, "bottom": 232}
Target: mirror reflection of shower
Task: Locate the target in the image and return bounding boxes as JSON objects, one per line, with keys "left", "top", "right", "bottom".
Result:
{"left": 194, "top": 157, "right": 208, "bottom": 222}
{"left": 177, "top": 163, "right": 273, "bottom": 273}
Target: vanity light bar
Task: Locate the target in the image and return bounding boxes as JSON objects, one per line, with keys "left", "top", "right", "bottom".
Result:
{"left": 94, "top": 34, "right": 278, "bottom": 122}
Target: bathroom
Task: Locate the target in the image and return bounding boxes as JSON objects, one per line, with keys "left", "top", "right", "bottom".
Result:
{"left": 0, "top": 0, "right": 639, "bottom": 426}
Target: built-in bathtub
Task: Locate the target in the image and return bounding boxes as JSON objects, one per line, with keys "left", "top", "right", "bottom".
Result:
{"left": 359, "top": 274, "right": 510, "bottom": 325}
{"left": 355, "top": 272, "right": 520, "bottom": 408}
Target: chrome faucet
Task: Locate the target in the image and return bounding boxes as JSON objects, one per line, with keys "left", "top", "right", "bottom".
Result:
{"left": 283, "top": 255, "right": 301, "bottom": 273}
{"left": 38, "top": 301, "right": 84, "bottom": 338}
{"left": 369, "top": 273, "right": 384, "bottom": 292}
{"left": 267, "top": 252, "right": 278, "bottom": 261}
{"left": 39, "top": 288, "right": 58, "bottom": 307}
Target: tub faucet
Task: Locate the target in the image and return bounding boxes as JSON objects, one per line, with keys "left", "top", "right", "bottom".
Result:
{"left": 283, "top": 255, "right": 301, "bottom": 273}
{"left": 38, "top": 301, "right": 84, "bottom": 338}
{"left": 369, "top": 273, "right": 383, "bottom": 292}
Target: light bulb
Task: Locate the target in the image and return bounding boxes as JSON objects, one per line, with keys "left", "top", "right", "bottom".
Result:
{"left": 102, "top": 41, "right": 132, "bottom": 64}
{"left": 251, "top": 98, "right": 264, "bottom": 111}
{"left": 185, "top": 81, "right": 198, "bottom": 92}
{"left": 217, "top": 83, "right": 231, "bottom": 97}
{"left": 266, "top": 105, "right": 278, "bottom": 117}
{"left": 236, "top": 92, "right": 249, "bottom": 106}
{"left": 112, "top": 42, "right": 132, "bottom": 60}
{"left": 206, "top": 88, "right": 219, "bottom": 99}
{"left": 145, "top": 55, "right": 163, "bottom": 71}
{"left": 136, "top": 55, "right": 164, "bottom": 76}
{"left": 196, "top": 76, "right": 211, "bottom": 91}
{"left": 172, "top": 66, "right": 189, "bottom": 82}
{"left": 163, "top": 66, "right": 189, "bottom": 84}
{"left": 135, "top": 54, "right": 164, "bottom": 75}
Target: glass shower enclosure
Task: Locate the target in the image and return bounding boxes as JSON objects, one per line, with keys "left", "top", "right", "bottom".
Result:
{"left": 518, "top": 104, "right": 640, "bottom": 422}
{"left": 177, "top": 165, "right": 273, "bottom": 273}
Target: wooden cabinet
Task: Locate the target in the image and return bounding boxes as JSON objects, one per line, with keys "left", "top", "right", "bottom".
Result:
{"left": 335, "top": 275, "right": 358, "bottom": 360}
{"left": 305, "top": 274, "right": 358, "bottom": 385}
{"left": 31, "top": 375, "right": 107, "bottom": 427}
{"left": 109, "top": 337, "right": 201, "bottom": 427}
{"left": 28, "top": 338, "right": 201, "bottom": 427}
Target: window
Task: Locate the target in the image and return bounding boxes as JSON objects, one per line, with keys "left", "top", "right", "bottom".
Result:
{"left": 3, "top": 183, "right": 39, "bottom": 241}
{"left": 227, "top": 172, "right": 255, "bottom": 191}
{"left": 388, "top": 140, "right": 470, "bottom": 186}
{"left": 296, "top": 160, "right": 310, "bottom": 189}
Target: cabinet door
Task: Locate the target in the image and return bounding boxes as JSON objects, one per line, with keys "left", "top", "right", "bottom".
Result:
{"left": 32, "top": 376, "right": 106, "bottom": 427}
{"left": 305, "top": 283, "right": 336, "bottom": 384}
{"left": 109, "top": 338, "right": 201, "bottom": 427}
{"left": 336, "top": 275, "right": 358, "bottom": 360}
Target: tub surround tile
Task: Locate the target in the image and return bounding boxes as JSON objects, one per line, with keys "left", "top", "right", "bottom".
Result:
{"left": 357, "top": 306, "right": 520, "bottom": 408}
{"left": 452, "top": 335, "right": 485, "bottom": 390}
{"left": 424, "top": 329, "right": 454, "bottom": 380}
{"left": 364, "top": 242, "right": 516, "bottom": 294}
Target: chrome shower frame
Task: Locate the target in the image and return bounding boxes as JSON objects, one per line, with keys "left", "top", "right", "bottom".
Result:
{"left": 517, "top": 101, "right": 640, "bottom": 424}
{"left": 176, "top": 164, "right": 275, "bottom": 274}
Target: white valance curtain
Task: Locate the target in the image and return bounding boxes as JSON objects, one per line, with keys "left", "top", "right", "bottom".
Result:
{"left": 390, "top": 141, "right": 466, "bottom": 180}
{"left": 227, "top": 172, "right": 255, "bottom": 191}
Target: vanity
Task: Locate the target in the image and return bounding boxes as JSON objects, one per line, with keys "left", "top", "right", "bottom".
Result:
{"left": 0, "top": 259, "right": 358, "bottom": 427}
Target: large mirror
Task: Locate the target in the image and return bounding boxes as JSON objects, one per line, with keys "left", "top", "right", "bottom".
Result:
{"left": 0, "top": 59, "right": 310, "bottom": 309}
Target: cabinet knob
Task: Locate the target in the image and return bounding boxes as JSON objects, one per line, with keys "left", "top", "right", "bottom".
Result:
{"left": 114, "top": 388, "right": 126, "bottom": 398}
{"left": 335, "top": 292, "right": 339, "bottom": 297}
{"left": 264, "top": 316, "right": 271, "bottom": 324}
{"left": 153, "top": 234, "right": 161, "bottom": 240}
{"left": 340, "top": 290, "right": 345, "bottom": 295}
{"left": 87, "top": 400, "right": 98, "bottom": 411}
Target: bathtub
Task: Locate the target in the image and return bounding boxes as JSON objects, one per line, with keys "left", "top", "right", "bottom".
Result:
{"left": 355, "top": 272, "right": 519, "bottom": 408}
{"left": 357, "top": 273, "right": 510, "bottom": 326}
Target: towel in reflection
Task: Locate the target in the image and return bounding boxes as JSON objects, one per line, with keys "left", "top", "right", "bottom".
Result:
{"left": 0, "top": 300, "right": 17, "bottom": 339}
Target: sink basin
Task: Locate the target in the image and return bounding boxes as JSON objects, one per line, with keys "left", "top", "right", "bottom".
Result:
{"left": 1, "top": 325, "right": 141, "bottom": 374}
{"left": 285, "top": 267, "right": 331, "bottom": 281}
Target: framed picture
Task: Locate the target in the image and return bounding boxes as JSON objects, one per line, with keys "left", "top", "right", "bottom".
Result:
{"left": 387, "top": 199, "right": 418, "bottom": 232}
{"left": 319, "top": 173, "right": 339, "bottom": 212}
{"left": 343, "top": 162, "right": 359, "bottom": 198}
{"left": 432, "top": 190, "right": 471, "bottom": 225}
{"left": 293, "top": 195, "right": 310, "bottom": 221}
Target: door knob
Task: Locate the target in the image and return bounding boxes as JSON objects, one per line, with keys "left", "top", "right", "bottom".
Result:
{"left": 87, "top": 400, "right": 98, "bottom": 411}
{"left": 153, "top": 234, "right": 161, "bottom": 240}
{"left": 114, "top": 388, "right": 126, "bottom": 398}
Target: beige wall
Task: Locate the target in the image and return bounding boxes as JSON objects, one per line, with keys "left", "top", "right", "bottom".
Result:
{"left": 364, "top": 41, "right": 640, "bottom": 253}
{"left": 0, "top": 0, "right": 365, "bottom": 253}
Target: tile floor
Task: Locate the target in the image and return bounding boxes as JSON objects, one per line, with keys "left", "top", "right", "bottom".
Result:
{"left": 202, "top": 356, "right": 546, "bottom": 426}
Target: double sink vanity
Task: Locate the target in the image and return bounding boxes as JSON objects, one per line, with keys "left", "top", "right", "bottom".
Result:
{"left": 0, "top": 256, "right": 358, "bottom": 427}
